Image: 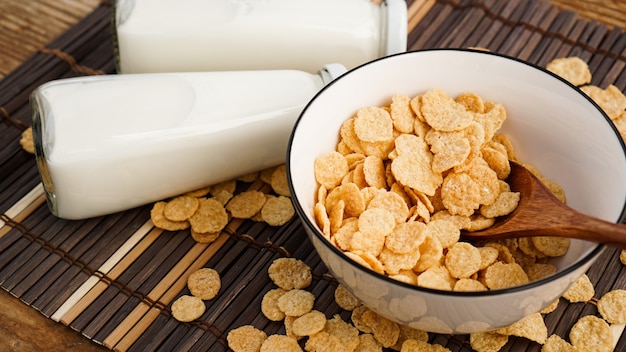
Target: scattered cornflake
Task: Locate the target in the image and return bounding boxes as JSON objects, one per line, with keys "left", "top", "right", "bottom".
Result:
{"left": 546, "top": 56, "right": 592, "bottom": 86}
{"left": 351, "top": 305, "right": 373, "bottom": 334}
{"left": 268, "top": 257, "right": 312, "bottom": 290}
{"left": 261, "top": 288, "right": 288, "bottom": 321}
{"left": 164, "top": 195, "right": 200, "bottom": 221}
{"left": 361, "top": 309, "right": 400, "bottom": 348}
{"left": 356, "top": 333, "right": 383, "bottom": 352}
{"left": 226, "top": 190, "right": 267, "bottom": 219}
{"left": 580, "top": 84, "right": 626, "bottom": 120}
{"left": 324, "top": 314, "right": 361, "bottom": 351}
{"left": 400, "top": 339, "right": 451, "bottom": 352}
{"left": 271, "top": 164, "right": 292, "bottom": 197}
{"left": 569, "top": 315, "right": 613, "bottom": 352}
{"left": 190, "top": 229, "right": 220, "bottom": 244}
{"left": 597, "top": 289, "right": 626, "bottom": 324}
{"left": 260, "top": 334, "right": 302, "bottom": 352}
{"left": 469, "top": 331, "right": 509, "bottom": 352}
{"left": 620, "top": 249, "right": 626, "bottom": 265}
{"left": 541, "top": 334, "right": 576, "bottom": 352}
{"left": 188, "top": 198, "right": 229, "bottom": 234}
{"left": 151, "top": 201, "right": 190, "bottom": 231}
{"left": 562, "top": 274, "right": 595, "bottom": 303}
{"left": 261, "top": 195, "right": 295, "bottom": 226}
{"left": 392, "top": 324, "right": 429, "bottom": 350}
{"left": 171, "top": 295, "right": 205, "bottom": 322}
{"left": 539, "top": 299, "right": 560, "bottom": 315}
{"left": 277, "top": 289, "right": 315, "bottom": 317}
{"left": 304, "top": 331, "right": 344, "bottom": 352}
{"left": 227, "top": 325, "right": 267, "bottom": 352}
{"left": 495, "top": 312, "right": 547, "bottom": 344}
{"left": 292, "top": 310, "right": 327, "bottom": 337}
{"left": 210, "top": 179, "right": 237, "bottom": 196}
{"left": 187, "top": 268, "right": 221, "bottom": 300}
{"left": 334, "top": 285, "right": 362, "bottom": 311}
{"left": 20, "top": 127, "right": 35, "bottom": 154}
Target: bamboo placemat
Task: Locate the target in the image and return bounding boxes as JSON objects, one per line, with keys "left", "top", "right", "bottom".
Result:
{"left": 2, "top": 0, "right": 626, "bottom": 351}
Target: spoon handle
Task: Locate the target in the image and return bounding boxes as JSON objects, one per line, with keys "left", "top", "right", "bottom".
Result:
{"left": 554, "top": 210, "right": 626, "bottom": 249}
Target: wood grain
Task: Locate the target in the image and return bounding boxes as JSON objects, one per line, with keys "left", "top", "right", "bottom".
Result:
{"left": 0, "top": 0, "right": 100, "bottom": 78}
{"left": 548, "top": 0, "right": 626, "bottom": 29}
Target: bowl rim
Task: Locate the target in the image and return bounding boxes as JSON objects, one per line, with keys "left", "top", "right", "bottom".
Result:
{"left": 287, "top": 47, "right": 626, "bottom": 297}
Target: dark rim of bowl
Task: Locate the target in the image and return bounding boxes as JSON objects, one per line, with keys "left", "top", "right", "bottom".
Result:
{"left": 286, "top": 48, "right": 626, "bottom": 297}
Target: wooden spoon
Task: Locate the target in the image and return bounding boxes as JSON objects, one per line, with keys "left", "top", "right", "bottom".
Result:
{"left": 462, "top": 161, "right": 626, "bottom": 249}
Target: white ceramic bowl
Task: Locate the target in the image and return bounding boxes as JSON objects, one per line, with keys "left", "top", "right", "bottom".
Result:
{"left": 287, "top": 49, "right": 626, "bottom": 334}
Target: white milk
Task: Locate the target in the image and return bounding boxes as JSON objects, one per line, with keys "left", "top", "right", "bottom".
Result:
{"left": 31, "top": 65, "right": 346, "bottom": 220}
{"left": 114, "top": 0, "right": 407, "bottom": 73}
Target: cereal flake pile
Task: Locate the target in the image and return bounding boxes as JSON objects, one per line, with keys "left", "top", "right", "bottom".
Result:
{"left": 149, "top": 164, "right": 295, "bottom": 242}
{"left": 222, "top": 257, "right": 626, "bottom": 352}
{"left": 312, "top": 86, "right": 566, "bottom": 291}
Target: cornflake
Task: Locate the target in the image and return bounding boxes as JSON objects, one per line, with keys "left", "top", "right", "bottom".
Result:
{"left": 151, "top": 201, "right": 190, "bottom": 231}
{"left": 361, "top": 310, "right": 400, "bottom": 348}
{"left": 171, "top": 295, "right": 205, "bottom": 322}
{"left": 531, "top": 236, "right": 570, "bottom": 257}
{"left": 164, "top": 195, "right": 199, "bottom": 221}
{"left": 261, "top": 195, "right": 295, "bottom": 226}
{"left": 20, "top": 127, "right": 35, "bottom": 154}
{"left": 334, "top": 285, "right": 362, "bottom": 311}
{"left": 469, "top": 331, "right": 509, "bottom": 352}
{"left": 562, "top": 274, "right": 594, "bottom": 303}
{"left": 356, "top": 333, "right": 383, "bottom": 351}
{"left": 305, "top": 331, "right": 345, "bottom": 352}
{"left": 260, "top": 334, "right": 302, "bottom": 352}
{"left": 569, "top": 315, "right": 613, "bottom": 352}
{"left": 444, "top": 242, "right": 481, "bottom": 279}
{"left": 542, "top": 334, "right": 576, "bottom": 352}
{"left": 227, "top": 325, "right": 267, "bottom": 352}
{"left": 187, "top": 268, "right": 221, "bottom": 300}
{"left": 271, "top": 166, "right": 292, "bottom": 197}
{"left": 354, "top": 106, "right": 394, "bottom": 143}
{"left": 495, "top": 312, "right": 547, "bottom": 344}
{"left": 261, "top": 288, "right": 288, "bottom": 321}
{"left": 483, "top": 262, "right": 529, "bottom": 290}
{"left": 277, "top": 289, "right": 315, "bottom": 317}
{"left": 597, "top": 289, "right": 626, "bottom": 324}
{"left": 268, "top": 258, "right": 312, "bottom": 290}
{"left": 546, "top": 56, "right": 592, "bottom": 86}
{"left": 189, "top": 198, "right": 229, "bottom": 234}
{"left": 226, "top": 190, "right": 267, "bottom": 219}
{"left": 323, "top": 314, "right": 361, "bottom": 350}
{"left": 292, "top": 310, "right": 327, "bottom": 337}
{"left": 393, "top": 325, "right": 429, "bottom": 349}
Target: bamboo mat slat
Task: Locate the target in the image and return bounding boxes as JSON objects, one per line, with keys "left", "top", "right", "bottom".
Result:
{"left": 2, "top": 1, "right": 626, "bottom": 351}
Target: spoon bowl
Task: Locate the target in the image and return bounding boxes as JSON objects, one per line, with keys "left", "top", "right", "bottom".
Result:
{"left": 463, "top": 161, "right": 626, "bottom": 249}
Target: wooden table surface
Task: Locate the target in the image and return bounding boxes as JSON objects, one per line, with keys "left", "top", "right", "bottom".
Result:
{"left": 0, "top": 0, "right": 625, "bottom": 351}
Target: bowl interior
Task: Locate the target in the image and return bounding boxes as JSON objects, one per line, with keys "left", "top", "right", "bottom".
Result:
{"left": 289, "top": 49, "right": 626, "bottom": 273}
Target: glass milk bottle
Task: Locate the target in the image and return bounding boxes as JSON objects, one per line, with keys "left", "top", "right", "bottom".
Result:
{"left": 113, "top": 0, "right": 407, "bottom": 74}
{"left": 30, "top": 64, "right": 346, "bottom": 220}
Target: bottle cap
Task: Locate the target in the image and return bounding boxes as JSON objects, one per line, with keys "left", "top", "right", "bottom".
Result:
{"left": 382, "top": 0, "right": 408, "bottom": 56}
